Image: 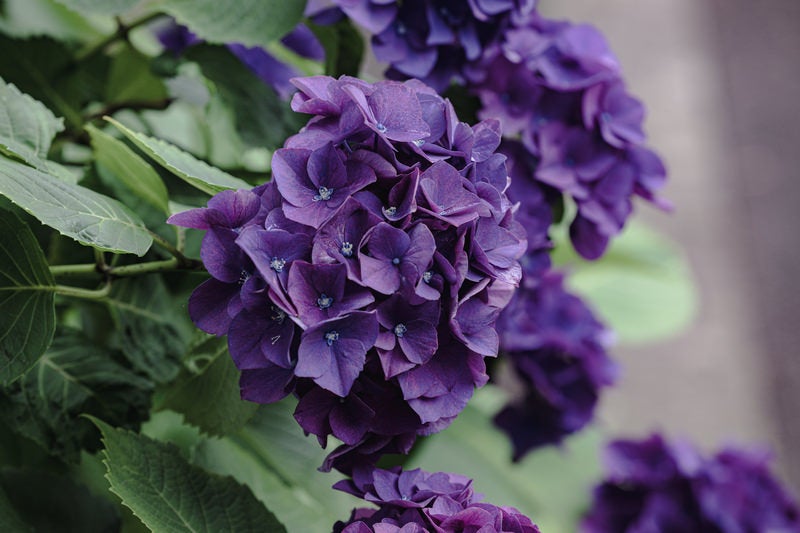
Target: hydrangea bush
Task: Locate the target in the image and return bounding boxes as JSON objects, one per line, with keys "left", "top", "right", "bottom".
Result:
{"left": 0, "top": 1, "right": 793, "bottom": 532}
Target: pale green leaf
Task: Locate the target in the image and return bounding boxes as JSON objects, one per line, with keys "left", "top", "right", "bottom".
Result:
{"left": 0, "top": 157, "right": 152, "bottom": 255}
{"left": 0, "top": 76, "right": 64, "bottom": 167}
{"left": 105, "top": 46, "right": 168, "bottom": 105}
{"left": 156, "top": 335, "right": 258, "bottom": 437}
{"left": 88, "top": 125, "right": 170, "bottom": 214}
{"left": 105, "top": 117, "right": 250, "bottom": 194}
{"left": 93, "top": 417, "right": 287, "bottom": 533}
{"left": 194, "top": 403, "right": 359, "bottom": 533}
{"left": 53, "top": 0, "right": 142, "bottom": 15}
{"left": 408, "top": 387, "right": 603, "bottom": 533}
{"left": 552, "top": 222, "right": 698, "bottom": 344}
{"left": 0, "top": 0, "right": 105, "bottom": 41}
{"left": 0, "top": 209, "right": 55, "bottom": 385}
{"left": 160, "top": 0, "right": 307, "bottom": 49}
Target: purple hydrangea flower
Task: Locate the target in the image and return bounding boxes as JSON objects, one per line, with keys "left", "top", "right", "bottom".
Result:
{"left": 468, "top": 9, "right": 668, "bottom": 260}
{"left": 333, "top": 0, "right": 536, "bottom": 91}
{"left": 581, "top": 434, "right": 800, "bottom": 532}
{"left": 494, "top": 271, "right": 617, "bottom": 460}
{"left": 170, "top": 75, "right": 526, "bottom": 473}
{"left": 334, "top": 466, "right": 541, "bottom": 532}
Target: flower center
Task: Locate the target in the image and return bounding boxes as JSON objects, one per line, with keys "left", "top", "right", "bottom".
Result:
{"left": 394, "top": 323, "right": 407, "bottom": 338}
{"left": 238, "top": 270, "right": 250, "bottom": 285}
{"left": 324, "top": 330, "right": 340, "bottom": 346}
{"left": 317, "top": 293, "right": 334, "bottom": 309}
{"left": 392, "top": 257, "right": 401, "bottom": 265}
{"left": 375, "top": 122, "right": 387, "bottom": 133}
{"left": 270, "top": 305, "right": 286, "bottom": 324}
{"left": 269, "top": 257, "right": 286, "bottom": 272}
{"left": 314, "top": 186, "right": 334, "bottom": 202}
{"left": 383, "top": 206, "right": 397, "bottom": 217}
{"left": 340, "top": 241, "right": 354, "bottom": 258}
{"left": 412, "top": 139, "right": 425, "bottom": 147}
{"left": 423, "top": 270, "right": 433, "bottom": 283}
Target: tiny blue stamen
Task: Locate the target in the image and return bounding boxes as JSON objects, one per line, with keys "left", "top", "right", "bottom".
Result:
{"left": 270, "top": 257, "right": 286, "bottom": 272}
{"left": 313, "top": 186, "right": 334, "bottom": 202}
{"left": 375, "top": 123, "right": 387, "bottom": 133}
{"left": 341, "top": 241, "right": 354, "bottom": 258}
{"left": 412, "top": 139, "right": 425, "bottom": 147}
{"left": 317, "top": 293, "right": 333, "bottom": 309}
{"left": 394, "top": 323, "right": 407, "bottom": 338}
{"left": 423, "top": 271, "right": 433, "bottom": 283}
{"left": 383, "top": 206, "right": 397, "bottom": 217}
{"left": 392, "top": 257, "right": 401, "bottom": 265}
{"left": 270, "top": 305, "right": 286, "bottom": 324}
{"left": 324, "top": 331, "right": 340, "bottom": 346}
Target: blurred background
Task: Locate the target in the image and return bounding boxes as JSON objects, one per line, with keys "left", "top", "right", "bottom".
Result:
{"left": 541, "top": 0, "right": 800, "bottom": 490}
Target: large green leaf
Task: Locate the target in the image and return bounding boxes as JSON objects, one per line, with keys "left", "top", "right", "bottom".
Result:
{"left": 552, "top": 222, "right": 697, "bottom": 343}
{"left": 156, "top": 335, "right": 258, "bottom": 437}
{"left": 407, "top": 387, "right": 603, "bottom": 533}
{"left": 93, "top": 418, "right": 287, "bottom": 533}
{"left": 0, "top": 330, "right": 153, "bottom": 462}
{"left": 105, "top": 275, "right": 192, "bottom": 384}
{"left": 0, "top": 209, "right": 55, "bottom": 385}
{"left": 161, "top": 0, "right": 307, "bottom": 49}
{"left": 0, "top": 77, "right": 64, "bottom": 165}
{"left": 194, "top": 403, "right": 359, "bottom": 533}
{"left": 88, "top": 125, "right": 170, "bottom": 214}
{"left": 105, "top": 45, "right": 169, "bottom": 105}
{"left": 52, "top": 0, "right": 142, "bottom": 16}
{"left": 0, "top": 0, "right": 105, "bottom": 41}
{"left": 185, "top": 45, "right": 307, "bottom": 151}
{"left": 0, "top": 157, "right": 153, "bottom": 255}
{"left": 106, "top": 117, "right": 250, "bottom": 194}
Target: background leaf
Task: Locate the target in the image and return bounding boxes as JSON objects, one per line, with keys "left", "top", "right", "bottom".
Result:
{"left": 0, "top": 76, "right": 64, "bottom": 165}
{"left": 308, "top": 19, "right": 364, "bottom": 78}
{"left": 0, "top": 329, "right": 153, "bottom": 462}
{"left": 88, "top": 124, "right": 170, "bottom": 214}
{"left": 105, "top": 275, "right": 192, "bottom": 384}
{"left": 407, "top": 387, "right": 603, "bottom": 533}
{"left": 161, "top": 0, "right": 307, "bottom": 49}
{"left": 94, "top": 417, "right": 287, "bottom": 533}
{"left": 552, "top": 222, "right": 698, "bottom": 344}
{"left": 105, "top": 45, "right": 169, "bottom": 105}
{"left": 106, "top": 117, "right": 250, "bottom": 194}
{"left": 0, "top": 208, "right": 55, "bottom": 385}
{"left": 0, "top": 0, "right": 105, "bottom": 41}
{"left": 155, "top": 335, "right": 258, "bottom": 437}
{"left": 194, "top": 403, "right": 360, "bottom": 533}
{"left": 52, "top": 0, "right": 142, "bottom": 16}
{"left": 0, "top": 481, "right": 31, "bottom": 532}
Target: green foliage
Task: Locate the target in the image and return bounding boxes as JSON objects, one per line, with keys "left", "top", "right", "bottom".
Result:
{"left": 105, "top": 45, "right": 169, "bottom": 105}
{"left": 0, "top": 477, "right": 31, "bottom": 532}
{"left": 553, "top": 222, "right": 697, "bottom": 343}
{"left": 408, "top": 387, "right": 602, "bottom": 533}
{"left": 309, "top": 18, "right": 365, "bottom": 78}
{"left": 106, "top": 117, "right": 250, "bottom": 194}
{"left": 194, "top": 403, "right": 360, "bottom": 533}
{"left": 53, "top": 0, "right": 143, "bottom": 16}
{"left": 0, "top": 329, "right": 153, "bottom": 462}
{"left": 0, "top": 157, "right": 153, "bottom": 255}
{"left": 161, "top": 0, "right": 307, "bottom": 49}
{"left": 0, "top": 77, "right": 64, "bottom": 165}
{"left": 0, "top": 0, "right": 105, "bottom": 41}
{"left": 93, "top": 417, "right": 287, "bottom": 533}
{"left": 88, "top": 125, "right": 170, "bottom": 214}
{"left": 156, "top": 335, "right": 258, "bottom": 437}
{"left": 0, "top": 209, "right": 55, "bottom": 385}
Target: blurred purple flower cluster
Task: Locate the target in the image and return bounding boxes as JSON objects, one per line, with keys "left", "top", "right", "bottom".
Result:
{"left": 582, "top": 434, "right": 800, "bottom": 532}
{"left": 333, "top": 0, "right": 536, "bottom": 91}
{"left": 170, "top": 75, "right": 527, "bottom": 472}
{"left": 334, "top": 466, "right": 540, "bottom": 532}
{"left": 495, "top": 271, "right": 617, "bottom": 460}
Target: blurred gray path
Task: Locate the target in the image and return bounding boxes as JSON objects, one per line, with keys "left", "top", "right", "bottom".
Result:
{"left": 543, "top": 0, "right": 800, "bottom": 487}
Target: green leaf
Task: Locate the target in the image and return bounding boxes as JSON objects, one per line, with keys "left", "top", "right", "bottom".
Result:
{"left": 105, "top": 117, "right": 250, "bottom": 194}
{"left": 552, "top": 222, "right": 698, "bottom": 344}
{"left": 105, "top": 275, "right": 192, "bottom": 384}
{"left": 0, "top": 209, "right": 55, "bottom": 385}
{"left": 0, "top": 481, "right": 31, "bottom": 533}
{"left": 0, "top": 157, "right": 153, "bottom": 255}
{"left": 88, "top": 125, "right": 170, "bottom": 214}
{"left": 92, "top": 417, "right": 287, "bottom": 533}
{"left": 0, "top": 76, "right": 64, "bottom": 164}
{"left": 408, "top": 387, "right": 603, "bottom": 533}
{"left": 185, "top": 45, "right": 306, "bottom": 150}
{"left": 105, "top": 45, "right": 169, "bottom": 105}
{"left": 161, "top": 0, "right": 307, "bottom": 48}
{"left": 194, "top": 403, "right": 359, "bottom": 533}
{"left": 156, "top": 335, "right": 258, "bottom": 437}
{"left": 0, "top": 330, "right": 153, "bottom": 462}
{"left": 0, "top": 468, "right": 120, "bottom": 532}
{"left": 308, "top": 19, "right": 364, "bottom": 78}
{"left": 52, "top": 0, "right": 142, "bottom": 16}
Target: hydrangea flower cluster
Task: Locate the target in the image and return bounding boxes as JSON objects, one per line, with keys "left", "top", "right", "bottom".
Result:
{"left": 470, "top": 11, "right": 669, "bottom": 259}
{"left": 170, "top": 75, "right": 527, "bottom": 472}
{"left": 332, "top": 0, "right": 537, "bottom": 91}
{"left": 582, "top": 434, "right": 800, "bottom": 532}
{"left": 334, "top": 466, "right": 540, "bottom": 532}
{"left": 494, "top": 271, "right": 617, "bottom": 460}
{"left": 155, "top": 20, "right": 324, "bottom": 99}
